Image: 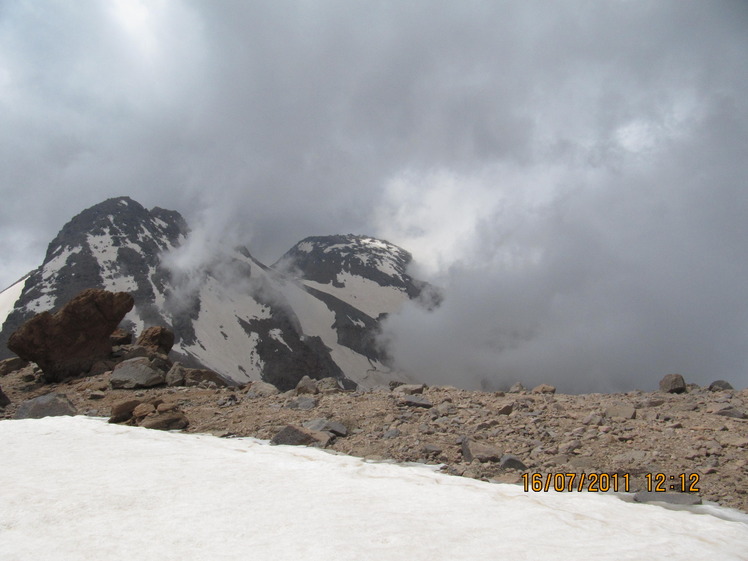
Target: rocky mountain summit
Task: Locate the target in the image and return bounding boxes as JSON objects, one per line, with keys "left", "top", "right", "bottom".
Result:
{"left": 0, "top": 197, "right": 430, "bottom": 390}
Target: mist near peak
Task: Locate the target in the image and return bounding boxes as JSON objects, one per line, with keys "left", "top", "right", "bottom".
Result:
{"left": 1, "top": 2, "right": 747, "bottom": 390}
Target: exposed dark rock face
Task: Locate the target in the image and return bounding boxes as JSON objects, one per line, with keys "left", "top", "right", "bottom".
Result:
{"left": 0, "top": 197, "right": 433, "bottom": 389}
{"left": 275, "top": 234, "right": 425, "bottom": 298}
{"left": 8, "top": 289, "right": 134, "bottom": 383}
{"left": 0, "top": 197, "right": 188, "bottom": 359}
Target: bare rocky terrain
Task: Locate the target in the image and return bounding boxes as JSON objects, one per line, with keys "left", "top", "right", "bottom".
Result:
{"left": 3, "top": 361, "right": 746, "bottom": 514}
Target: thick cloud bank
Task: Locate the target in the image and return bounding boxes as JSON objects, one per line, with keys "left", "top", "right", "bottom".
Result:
{"left": 1, "top": 2, "right": 747, "bottom": 390}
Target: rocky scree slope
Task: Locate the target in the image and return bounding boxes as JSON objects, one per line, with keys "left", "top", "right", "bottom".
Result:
{"left": 2, "top": 361, "right": 747, "bottom": 514}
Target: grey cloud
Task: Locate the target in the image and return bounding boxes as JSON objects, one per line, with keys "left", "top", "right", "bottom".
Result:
{"left": 1, "top": 1, "right": 747, "bottom": 390}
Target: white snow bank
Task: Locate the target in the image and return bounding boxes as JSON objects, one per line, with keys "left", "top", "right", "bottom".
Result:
{"left": 0, "top": 416, "right": 747, "bottom": 561}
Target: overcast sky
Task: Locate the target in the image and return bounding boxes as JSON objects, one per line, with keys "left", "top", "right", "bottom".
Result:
{"left": 1, "top": 1, "right": 747, "bottom": 391}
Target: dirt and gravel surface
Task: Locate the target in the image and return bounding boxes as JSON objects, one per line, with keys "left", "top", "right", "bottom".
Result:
{"left": 2, "top": 365, "right": 747, "bottom": 513}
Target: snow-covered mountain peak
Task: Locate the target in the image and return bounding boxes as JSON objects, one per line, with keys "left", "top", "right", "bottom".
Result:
{"left": 0, "top": 197, "right": 188, "bottom": 359}
{"left": 0, "top": 198, "right": 429, "bottom": 390}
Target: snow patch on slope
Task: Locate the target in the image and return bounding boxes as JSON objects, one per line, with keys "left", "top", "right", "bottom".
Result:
{"left": 2, "top": 416, "right": 747, "bottom": 561}
{"left": 0, "top": 276, "right": 26, "bottom": 328}
{"left": 303, "top": 272, "right": 408, "bottom": 317}
{"left": 280, "top": 278, "right": 399, "bottom": 387}
{"left": 177, "top": 273, "right": 272, "bottom": 382}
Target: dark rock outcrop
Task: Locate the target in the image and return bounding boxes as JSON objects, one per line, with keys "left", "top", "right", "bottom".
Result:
{"left": 0, "top": 385, "right": 10, "bottom": 407}
{"left": 8, "top": 289, "right": 134, "bottom": 383}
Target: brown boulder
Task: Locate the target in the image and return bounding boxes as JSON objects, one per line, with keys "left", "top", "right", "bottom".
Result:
{"left": 110, "top": 328, "right": 133, "bottom": 346}
{"left": 136, "top": 326, "right": 174, "bottom": 355}
{"left": 109, "top": 399, "right": 142, "bottom": 423}
{"left": 7, "top": 289, "right": 134, "bottom": 383}
{"left": 461, "top": 439, "right": 502, "bottom": 463}
{"left": 531, "top": 384, "right": 556, "bottom": 394}
{"left": 139, "top": 411, "right": 189, "bottom": 431}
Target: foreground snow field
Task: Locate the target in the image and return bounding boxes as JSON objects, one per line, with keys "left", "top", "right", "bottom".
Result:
{"left": 1, "top": 416, "right": 747, "bottom": 561}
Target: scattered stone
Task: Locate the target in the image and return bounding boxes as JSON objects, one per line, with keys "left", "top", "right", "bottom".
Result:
{"left": 582, "top": 413, "right": 603, "bottom": 425}
{"left": 531, "top": 384, "right": 556, "bottom": 394}
{"left": 659, "top": 374, "right": 687, "bottom": 394}
{"left": 149, "top": 355, "right": 172, "bottom": 373}
{"left": 183, "top": 368, "right": 230, "bottom": 388}
{"left": 0, "top": 357, "right": 28, "bottom": 377}
{"left": 383, "top": 428, "right": 401, "bottom": 439}
{"left": 295, "top": 375, "right": 320, "bottom": 395}
{"left": 270, "top": 424, "right": 331, "bottom": 447}
{"left": 7, "top": 288, "right": 134, "bottom": 383}
{"left": 286, "top": 396, "right": 318, "bottom": 410}
{"left": 217, "top": 394, "right": 239, "bottom": 407}
{"left": 303, "top": 418, "right": 348, "bottom": 437}
{"left": 13, "top": 393, "right": 78, "bottom": 419}
{"left": 461, "top": 439, "right": 502, "bottom": 463}
{"left": 393, "top": 384, "right": 426, "bottom": 395}
{"left": 110, "top": 328, "right": 133, "bottom": 345}
{"left": 641, "top": 398, "right": 665, "bottom": 407}
{"left": 714, "top": 406, "right": 746, "bottom": 419}
{"left": 245, "top": 381, "right": 280, "bottom": 398}
{"left": 132, "top": 402, "right": 156, "bottom": 418}
{"left": 135, "top": 326, "right": 174, "bottom": 355}
{"left": 604, "top": 404, "right": 637, "bottom": 420}
{"left": 559, "top": 440, "right": 582, "bottom": 454}
{"left": 508, "top": 383, "right": 525, "bottom": 393}
{"left": 165, "top": 363, "right": 187, "bottom": 386}
{"left": 496, "top": 403, "right": 514, "bottom": 415}
{"left": 612, "top": 450, "right": 649, "bottom": 465}
{"left": 121, "top": 345, "right": 150, "bottom": 361}
{"left": 88, "top": 391, "right": 106, "bottom": 400}
{"left": 315, "top": 377, "right": 343, "bottom": 394}
{"left": 88, "top": 360, "right": 115, "bottom": 376}
{"left": 110, "top": 358, "right": 166, "bottom": 389}
{"left": 716, "top": 434, "right": 748, "bottom": 448}
{"left": 398, "top": 394, "right": 433, "bottom": 408}
{"left": 139, "top": 411, "right": 189, "bottom": 431}
{"left": 435, "top": 401, "right": 456, "bottom": 416}
{"left": 633, "top": 491, "right": 702, "bottom": 506}
{"left": 157, "top": 401, "right": 179, "bottom": 413}
{"left": 499, "top": 454, "right": 527, "bottom": 470}
{"left": 709, "top": 380, "right": 734, "bottom": 392}
{"left": 109, "top": 399, "right": 142, "bottom": 423}
{"left": 423, "top": 444, "right": 443, "bottom": 456}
